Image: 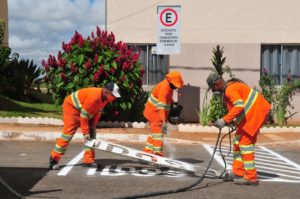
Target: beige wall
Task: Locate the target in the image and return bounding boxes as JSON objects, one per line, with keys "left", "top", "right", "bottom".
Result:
{"left": 108, "top": 0, "right": 300, "bottom": 44}
{"left": 107, "top": 0, "right": 300, "bottom": 122}
{"left": 0, "top": 0, "right": 8, "bottom": 47}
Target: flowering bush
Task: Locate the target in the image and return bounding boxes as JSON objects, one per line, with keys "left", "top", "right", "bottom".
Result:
{"left": 42, "top": 27, "right": 145, "bottom": 121}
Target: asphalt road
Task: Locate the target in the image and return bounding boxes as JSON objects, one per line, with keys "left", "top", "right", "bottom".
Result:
{"left": 0, "top": 140, "right": 300, "bottom": 199}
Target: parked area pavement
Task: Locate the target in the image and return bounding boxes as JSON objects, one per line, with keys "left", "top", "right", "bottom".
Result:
{"left": 1, "top": 140, "right": 300, "bottom": 199}
{"left": 1, "top": 123, "right": 300, "bottom": 198}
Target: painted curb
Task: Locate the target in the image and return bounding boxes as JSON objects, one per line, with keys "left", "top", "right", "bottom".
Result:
{"left": 0, "top": 117, "right": 300, "bottom": 133}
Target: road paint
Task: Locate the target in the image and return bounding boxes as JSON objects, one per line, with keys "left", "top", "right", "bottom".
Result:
{"left": 57, "top": 151, "right": 84, "bottom": 176}
{"left": 204, "top": 144, "right": 300, "bottom": 183}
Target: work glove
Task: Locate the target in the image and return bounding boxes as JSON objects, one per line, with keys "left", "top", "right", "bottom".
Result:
{"left": 162, "top": 121, "right": 168, "bottom": 134}
{"left": 214, "top": 118, "right": 226, "bottom": 129}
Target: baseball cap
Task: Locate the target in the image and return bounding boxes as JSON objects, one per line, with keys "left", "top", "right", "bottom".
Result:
{"left": 105, "top": 82, "right": 121, "bottom": 98}
{"left": 206, "top": 73, "right": 221, "bottom": 90}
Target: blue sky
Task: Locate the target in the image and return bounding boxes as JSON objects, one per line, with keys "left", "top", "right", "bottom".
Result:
{"left": 8, "top": 0, "right": 105, "bottom": 65}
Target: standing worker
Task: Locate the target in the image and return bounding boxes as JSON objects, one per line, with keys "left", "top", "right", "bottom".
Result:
{"left": 49, "top": 82, "right": 121, "bottom": 170}
{"left": 206, "top": 73, "right": 271, "bottom": 185}
{"left": 143, "top": 71, "right": 184, "bottom": 157}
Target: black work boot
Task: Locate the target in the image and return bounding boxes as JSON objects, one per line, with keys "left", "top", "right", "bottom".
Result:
{"left": 49, "top": 156, "right": 60, "bottom": 170}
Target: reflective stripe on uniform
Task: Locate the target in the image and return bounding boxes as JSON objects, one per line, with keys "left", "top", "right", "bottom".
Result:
{"left": 243, "top": 160, "right": 255, "bottom": 170}
{"left": 233, "top": 135, "right": 241, "bottom": 145}
{"left": 148, "top": 94, "right": 170, "bottom": 110}
{"left": 80, "top": 108, "right": 93, "bottom": 119}
{"left": 152, "top": 134, "right": 163, "bottom": 140}
{"left": 240, "top": 144, "right": 255, "bottom": 154}
{"left": 236, "top": 89, "right": 259, "bottom": 124}
{"left": 54, "top": 144, "right": 66, "bottom": 154}
{"left": 71, "top": 91, "right": 82, "bottom": 110}
{"left": 61, "top": 132, "right": 73, "bottom": 142}
{"left": 233, "top": 99, "right": 244, "bottom": 108}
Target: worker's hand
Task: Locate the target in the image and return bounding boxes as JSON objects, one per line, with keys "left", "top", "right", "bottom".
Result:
{"left": 162, "top": 121, "right": 168, "bottom": 134}
{"left": 214, "top": 118, "right": 226, "bottom": 129}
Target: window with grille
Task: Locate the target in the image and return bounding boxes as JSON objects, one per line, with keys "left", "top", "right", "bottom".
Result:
{"left": 129, "top": 44, "right": 169, "bottom": 85}
{"left": 261, "top": 45, "right": 300, "bottom": 84}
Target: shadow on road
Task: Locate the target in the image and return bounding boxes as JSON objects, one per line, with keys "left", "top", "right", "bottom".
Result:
{"left": 0, "top": 167, "right": 62, "bottom": 199}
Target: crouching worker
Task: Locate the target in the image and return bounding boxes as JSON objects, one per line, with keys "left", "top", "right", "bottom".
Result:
{"left": 206, "top": 73, "right": 271, "bottom": 185}
{"left": 143, "top": 71, "right": 184, "bottom": 157}
{"left": 49, "top": 82, "right": 121, "bottom": 170}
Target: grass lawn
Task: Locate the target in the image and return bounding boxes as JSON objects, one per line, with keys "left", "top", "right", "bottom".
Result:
{"left": 0, "top": 94, "right": 62, "bottom": 119}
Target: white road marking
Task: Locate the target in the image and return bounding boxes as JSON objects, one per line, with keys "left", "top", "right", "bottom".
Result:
{"left": 87, "top": 168, "right": 97, "bottom": 176}
{"left": 204, "top": 144, "right": 300, "bottom": 183}
{"left": 57, "top": 151, "right": 84, "bottom": 176}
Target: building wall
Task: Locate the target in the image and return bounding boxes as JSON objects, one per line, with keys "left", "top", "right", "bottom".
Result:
{"left": 0, "top": 0, "right": 8, "bottom": 47}
{"left": 107, "top": 0, "right": 300, "bottom": 122}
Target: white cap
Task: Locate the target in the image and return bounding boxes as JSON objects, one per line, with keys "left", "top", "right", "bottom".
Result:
{"left": 105, "top": 82, "right": 121, "bottom": 98}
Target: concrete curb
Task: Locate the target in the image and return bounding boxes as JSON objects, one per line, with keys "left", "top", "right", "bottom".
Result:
{"left": 0, "top": 130, "right": 200, "bottom": 144}
{"left": 1, "top": 116, "right": 300, "bottom": 133}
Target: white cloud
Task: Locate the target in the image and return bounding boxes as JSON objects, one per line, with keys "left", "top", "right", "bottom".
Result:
{"left": 8, "top": 0, "right": 105, "bottom": 65}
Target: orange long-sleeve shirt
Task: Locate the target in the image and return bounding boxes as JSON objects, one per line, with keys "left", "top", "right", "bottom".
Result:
{"left": 223, "top": 81, "right": 271, "bottom": 136}
{"left": 143, "top": 79, "right": 173, "bottom": 122}
{"left": 64, "top": 87, "right": 109, "bottom": 134}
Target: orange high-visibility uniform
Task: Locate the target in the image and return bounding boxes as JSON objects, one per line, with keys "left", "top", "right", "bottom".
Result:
{"left": 50, "top": 87, "right": 109, "bottom": 164}
{"left": 143, "top": 79, "right": 173, "bottom": 156}
{"left": 223, "top": 81, "right": 271, "bottom": 181}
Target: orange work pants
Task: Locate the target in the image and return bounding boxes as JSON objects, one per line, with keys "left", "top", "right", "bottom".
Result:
{"left": 143, "top": 121, "right": 164, "bottom": 156}
{"left": 50, "top": 101, "right": 95, "bottom": 164}
{"left": 232, "top": 128, "right": 258, "bottom": 181}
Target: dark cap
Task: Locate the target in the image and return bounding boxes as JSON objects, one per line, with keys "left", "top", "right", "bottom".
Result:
{"left": 105, "top": 82, "right": 121, "bottom": 98}
{"left": 206, "top": 73, "right": 221, "bottom": 90}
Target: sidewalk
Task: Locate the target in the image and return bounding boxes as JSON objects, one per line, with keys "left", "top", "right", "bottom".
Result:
{"left": 1, "top": 123, "right": 300, "bottom": 146}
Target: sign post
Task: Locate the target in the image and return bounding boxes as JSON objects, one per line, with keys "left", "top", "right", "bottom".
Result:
{"left": 157, "top": 5, "right": 181, "bottom": 55}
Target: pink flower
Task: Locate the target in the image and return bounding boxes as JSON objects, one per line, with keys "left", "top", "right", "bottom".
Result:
{"left": 122, "top": 62, "right": 128, "bottom": 70}
{"left": 71, "top": 63, "right": 77, "bottom": 73}
{"left": 114, "top": 110, "right": 119, "bottom": 116}
{"left": 84, "top": 60, "right": 92, "bottom": 70}
{"left": 94, "top": 54, "right": 99, "bottom": 64}
{"left": 60, "top": 73, "right": 67, "bottom": 82}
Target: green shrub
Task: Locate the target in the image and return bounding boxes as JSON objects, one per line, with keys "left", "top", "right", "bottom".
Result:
{"left": 42, "top": 27, "right": 144, "bottom": 121}
{"left": 2, "top": 58, "right": 42, "bottom": 98}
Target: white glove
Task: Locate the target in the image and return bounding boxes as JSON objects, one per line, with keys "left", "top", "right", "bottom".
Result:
{"left": 214, "top": 118, "right": 226, "bottom": 129}
{"left": 162, "top": 121, "right": 168, "bottom": 134}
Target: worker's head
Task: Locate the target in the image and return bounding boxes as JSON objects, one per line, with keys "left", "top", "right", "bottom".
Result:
{"left": 165, "top": 71, "right": 184, "bottom": 89}
{"left": 103, "top": 82, "right": 121, "bottom": 102}
{"left": 206, "top": 73, "right": 225, "bottom": 92}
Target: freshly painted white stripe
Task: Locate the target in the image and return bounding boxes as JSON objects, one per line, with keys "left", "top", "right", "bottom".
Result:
{"left": 258, "top": 169, "right": 300, "bottom": 180}
{"left": 87, "top": 168, "right": 97, "bottom": 176}
{"left": 256, "top": 161, "right": 300, "bottom": 171}
{"left": 263, "top": 179, "right": 300, "bottom": 183}
{"left": 259, "top": 146, "right": 300, "bottom": 170}
{"left": 57, "top": 151, "right": 84, "bottom": 176}
{"left": 256, "top": 165, "right": 300, "bottom": 175}
{"left": 217, "top": 145, "right": 268, "bottom": 153}
{"left": 217, "top": 148, "right": 271, "bottom": 156}
{"left": 203, "top": 144, "right": 231, "bottom": 169}
{"left": 224, "top": 156, "right": 293, "bottom": 166}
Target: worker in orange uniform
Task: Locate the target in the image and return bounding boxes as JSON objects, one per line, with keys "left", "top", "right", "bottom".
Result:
{"left": 206, "top": 73, "right": 271, "bottom": 185}
{"left": 49, "top": 82, "right": 121, "bottom": 170}
{"left": 143, "top": 71, "right": 184, "bottom": 156}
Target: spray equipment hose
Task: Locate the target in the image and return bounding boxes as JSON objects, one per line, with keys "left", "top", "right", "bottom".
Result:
{"left": 113, "top": 127, "right": 225, "bottom": 199}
